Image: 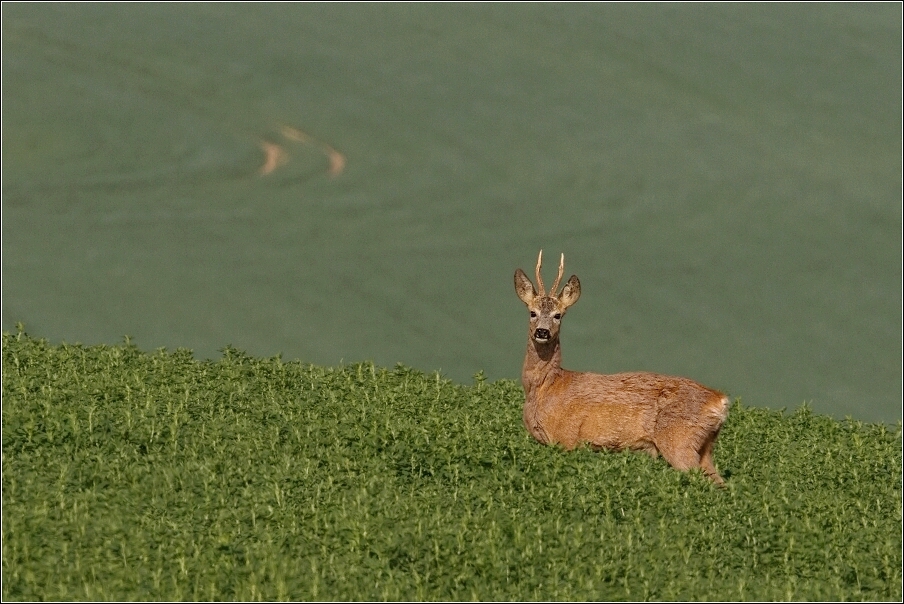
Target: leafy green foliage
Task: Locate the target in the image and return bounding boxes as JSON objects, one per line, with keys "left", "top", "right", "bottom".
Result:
{"left": 2, "top": 329, "right": 901, "bottom": 600}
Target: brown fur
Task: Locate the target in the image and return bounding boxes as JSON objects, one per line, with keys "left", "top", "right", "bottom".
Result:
{"left": 515, "top": 251, "right": 728, "bottom": 485}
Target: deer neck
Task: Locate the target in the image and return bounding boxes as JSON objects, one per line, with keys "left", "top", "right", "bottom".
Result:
{"left": 522, "top": 335, "right": 564, "bottom": 395}
{"left": 521, "top": 335, "right": 565, "bottom": 445}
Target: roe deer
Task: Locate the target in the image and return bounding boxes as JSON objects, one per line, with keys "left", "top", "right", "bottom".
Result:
{"left": 514, "top": 250, "right": 729, "bottom": 485}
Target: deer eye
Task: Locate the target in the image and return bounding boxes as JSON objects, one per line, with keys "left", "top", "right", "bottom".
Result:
{"left": 530, "top": 311, "right": 537, "bottom": 318}
{"left": 553, "top": 313, "right": 561, "bottom": 320}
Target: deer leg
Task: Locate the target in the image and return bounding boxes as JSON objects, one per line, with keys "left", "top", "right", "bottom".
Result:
{"left": 656, "top": 435, "right": 701, "bottom": 472}
{"left": 698, "top": 433, "right": 725, "bottom": 487}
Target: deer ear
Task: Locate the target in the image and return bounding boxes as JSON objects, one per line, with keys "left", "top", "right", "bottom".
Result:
{"left": 514, "top": 269, "right": 536, "bottom": 304}
{"left": 559, "top": 275, "right": 581, "bottom": 309}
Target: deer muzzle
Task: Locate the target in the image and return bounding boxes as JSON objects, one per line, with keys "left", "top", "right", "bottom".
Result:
{"left": 533, "top": 328, "right": 551, "bottom": 342}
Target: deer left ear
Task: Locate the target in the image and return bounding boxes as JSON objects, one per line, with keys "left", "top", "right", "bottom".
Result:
{"left": 559, "top": 275, "right": 581, "bottom": 309}
{"left": 514, "top": 269, "right": 536, "bottom": 305}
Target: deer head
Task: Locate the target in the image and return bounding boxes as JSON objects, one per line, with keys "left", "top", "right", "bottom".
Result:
{"left": 514, "top": 250, "right": 581, "bottom": 344}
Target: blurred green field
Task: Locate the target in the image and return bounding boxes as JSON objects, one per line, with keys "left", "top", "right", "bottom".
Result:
{"left": 3, "top": 329, "right": 900, "bottom": 601}
{"left": 2, "top": 3, "right": 901, "bottom": 423}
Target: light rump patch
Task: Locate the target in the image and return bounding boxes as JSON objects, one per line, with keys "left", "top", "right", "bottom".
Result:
{"left": 257, "top": 125, "right": 347, "bottom": 178}
{"left": 279, "top": 125, "right": 346, "bottom": 178}
{"left": 258, "top": 140, "right": 289, "bottom": 175}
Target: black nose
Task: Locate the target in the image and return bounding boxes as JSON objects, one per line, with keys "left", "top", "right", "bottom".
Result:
{"left": 534, "top": 328, "right": 550, "bottom": 340}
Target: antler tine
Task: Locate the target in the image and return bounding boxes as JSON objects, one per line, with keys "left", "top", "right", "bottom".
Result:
{"left": 550, "top": 253, "right": 565, "bottom": 295}
{"left": 535, "top": 249, "right": 546, "bottom": 296}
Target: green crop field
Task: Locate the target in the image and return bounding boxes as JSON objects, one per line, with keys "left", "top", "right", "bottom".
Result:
{"left": 2, "top": 328, "right": 901, "bottom": 601}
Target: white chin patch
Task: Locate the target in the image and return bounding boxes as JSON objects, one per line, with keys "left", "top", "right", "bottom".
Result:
{"left": 533, "top": 337, "right": 550, "bottom": 344}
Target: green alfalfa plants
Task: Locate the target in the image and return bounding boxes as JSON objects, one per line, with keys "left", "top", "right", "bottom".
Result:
{"left": 2, "top": 327, "right": 901, "bottom": 601}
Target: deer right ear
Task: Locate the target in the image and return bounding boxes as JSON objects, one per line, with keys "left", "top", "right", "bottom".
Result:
{"left": 559, "top": 275, "right": 581, "bottom": 309}
{"left": 514, "top": 269, "right": 536, "bottom": 304}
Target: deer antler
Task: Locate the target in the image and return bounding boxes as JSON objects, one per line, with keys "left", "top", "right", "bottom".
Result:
{"left": 550, "top": 253, "right": 565, "bottom": 296}
{"left": 535, "top": 249, "right": 546, "bottom": 296}
{"left": 534, "top": 250, "right": 566, "bottom": 297}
